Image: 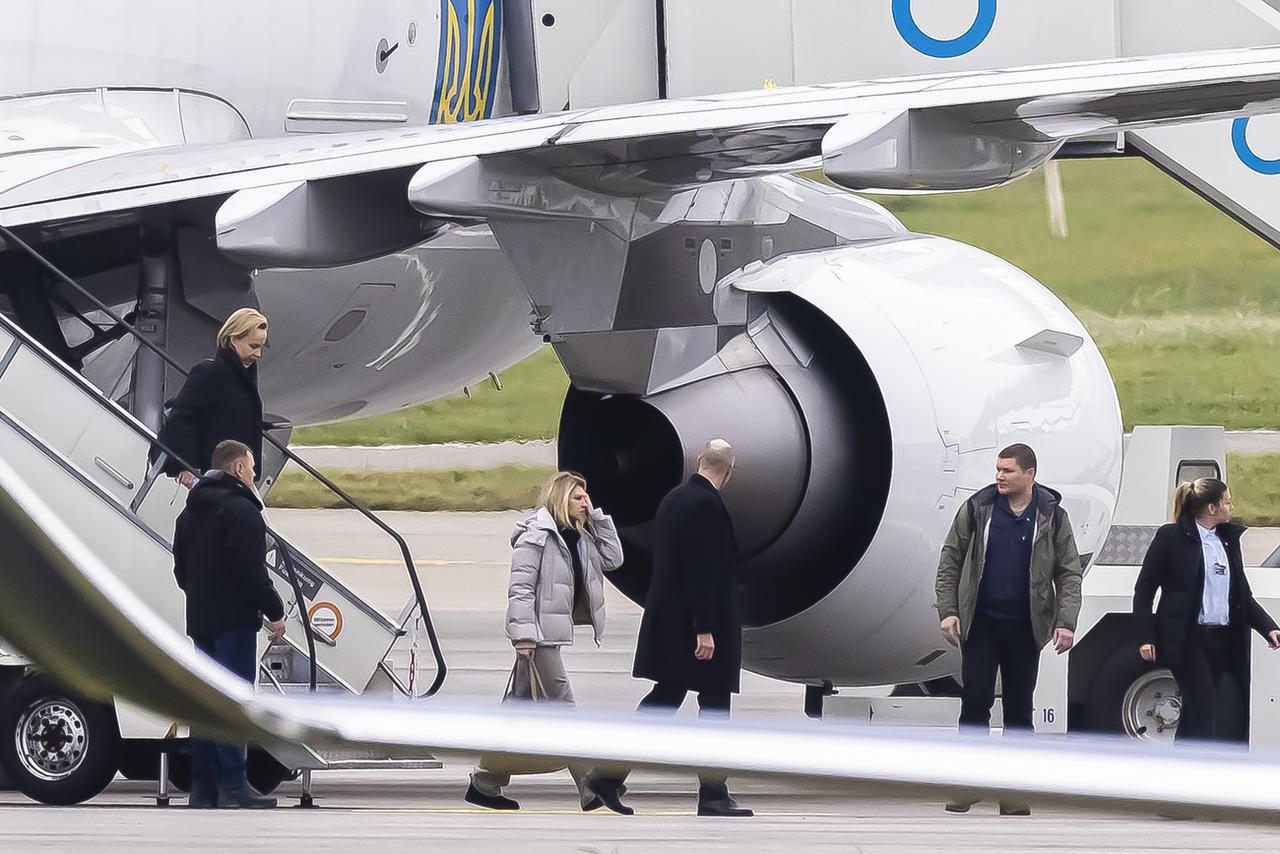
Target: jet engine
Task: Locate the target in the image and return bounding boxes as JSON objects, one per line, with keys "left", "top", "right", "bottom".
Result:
{"left": 558, "top": 231, "right": 1122, "bottom": 688}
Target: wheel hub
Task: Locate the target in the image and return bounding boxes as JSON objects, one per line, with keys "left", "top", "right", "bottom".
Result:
{"left": 1121, "top": 669, "right": 1181, "bottom": 742}
{"left": 15, "top": 699, "right": 89, "bottom": 781}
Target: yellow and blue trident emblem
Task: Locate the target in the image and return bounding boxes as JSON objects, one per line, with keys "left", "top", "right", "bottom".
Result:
{"left": 432, "top": 0, "right": 503, "bottom": 124}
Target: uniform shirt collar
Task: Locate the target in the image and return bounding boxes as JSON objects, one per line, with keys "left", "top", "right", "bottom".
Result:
{"left": 996, "top": 493, "right": 1033, "bottom": 520}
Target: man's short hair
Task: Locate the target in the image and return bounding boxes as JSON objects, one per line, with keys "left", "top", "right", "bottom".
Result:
{"left": 211, "top": 439, "right": 253, "bottom": 472}
{"left": 697, "top": 438, "right": 735, "bottom": 478}
{"left": 997, "top": 443, "right": 1037, "bottom": 472}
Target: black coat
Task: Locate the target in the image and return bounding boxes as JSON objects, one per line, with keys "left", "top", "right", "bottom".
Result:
{"left": 633, "top": 474, "right": 742, "bottom": 694}
{"left": 173, "top": 471, "right": 284, "bottom": 641}
{"left": 158, "top": 347, "right": 264, "bottom": 479}
{"left": 1133, "top": 519, "right": 1277, "bottom": 671}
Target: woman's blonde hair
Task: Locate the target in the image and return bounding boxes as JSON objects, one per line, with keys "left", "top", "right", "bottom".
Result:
{"left": 539, "top": 471, "right": 588, "bottom": 531}
{"left": 1172, "top": 477, "right": 1228, "bottom": 522}
{"left": 217, "top": 308, "right": 268, "bottom": 350}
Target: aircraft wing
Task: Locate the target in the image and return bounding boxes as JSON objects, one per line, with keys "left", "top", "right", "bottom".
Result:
{"left": 4, "top": 43, "right": 1280, "bottom": 243}
{"left": 2, "top": 455, "right": 1280, "bottom": 821}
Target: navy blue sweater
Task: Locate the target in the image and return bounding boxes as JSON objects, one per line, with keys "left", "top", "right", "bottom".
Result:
{"left": 977, "top": 495, "right": 1034, "bottom": 621}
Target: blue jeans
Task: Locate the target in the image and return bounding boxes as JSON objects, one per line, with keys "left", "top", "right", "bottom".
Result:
{"left": 190, "top": 627, "right": 257, "bottom": 791}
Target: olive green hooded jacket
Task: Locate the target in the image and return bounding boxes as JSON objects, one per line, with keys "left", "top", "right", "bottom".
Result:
{"left": 935, "top": 483, "right": 1083, "bottom": 648}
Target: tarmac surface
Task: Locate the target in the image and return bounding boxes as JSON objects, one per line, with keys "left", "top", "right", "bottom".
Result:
{"left": 5, "top": 510, "right": 1280, "bottom": 851}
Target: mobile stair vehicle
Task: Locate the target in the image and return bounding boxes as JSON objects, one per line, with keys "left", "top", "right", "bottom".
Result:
{"left": 0, "top": 232, "right": 447, "bottom": 805}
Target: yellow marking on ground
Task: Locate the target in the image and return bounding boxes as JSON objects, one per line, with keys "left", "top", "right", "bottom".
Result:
{"left": 337, "top": 806, "right": 760, "bottom": 816}
{"left": 317, "top": 557, "right": 507, "bottom": 568}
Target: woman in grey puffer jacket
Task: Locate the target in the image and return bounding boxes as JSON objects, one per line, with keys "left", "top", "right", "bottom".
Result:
{"left": 464, "top": 471, "right": 624, "bottom": 812}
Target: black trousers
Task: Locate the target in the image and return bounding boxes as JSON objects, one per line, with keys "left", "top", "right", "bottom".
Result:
{"left": 639, "top": 681, "right": 731, "bottom": 718}
{"left": 959, "top": 612, "right": 1040, "bottom": 734}
{"left": 1171, "top": 625, "right": 1242, "bottom": 743}
{"left": 601, "top": 682, "right": 734, "bottom": 797}
{"left": 190, "top": 627, "right": 257, "bottom": 791}
{"left": 643, "top": 682, "right": 732, "bottom": 792}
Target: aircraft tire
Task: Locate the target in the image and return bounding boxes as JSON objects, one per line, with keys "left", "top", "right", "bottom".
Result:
{"left": 0, "top": 674, "right": 119, "bottom": 805}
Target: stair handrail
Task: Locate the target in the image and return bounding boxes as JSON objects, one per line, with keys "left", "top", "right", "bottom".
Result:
{"left": 0, "top": 224, "right": 446, "bottom": 697}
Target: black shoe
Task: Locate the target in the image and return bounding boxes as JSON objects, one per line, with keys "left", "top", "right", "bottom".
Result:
{"left": 584, "top": 782, "right": 628, "bottom": 811}
{"left": 584, "top": 778, "right": 634, "bottom": 816}
{"left": 187, "top": 788, "right": 218, "bottom": 809}
{"left": 217, "top": 785, "right": 277, "bottom": 809}
{"left": 698, "top": 793, "right": 753, "bottom": 817}
{"left": 465, "top": 781, "right": 519, "bottom": 811}
{"left": 998, "top": 800, "right": 1031, "bottom": 816}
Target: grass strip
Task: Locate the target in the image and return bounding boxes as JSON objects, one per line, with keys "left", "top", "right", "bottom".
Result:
{"left": 293, "top": 347, "right": 568, "bottom": 446}
{"left": 1228, "top": 454, "right": 1280, "bottom": 528}
{"left": 266, "top": 465, "right": 555, "bottom": 512}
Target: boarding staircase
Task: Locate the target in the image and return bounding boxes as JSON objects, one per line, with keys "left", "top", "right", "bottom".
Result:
{"left": 0, "top": 226, "right": 447, "bottom": 795}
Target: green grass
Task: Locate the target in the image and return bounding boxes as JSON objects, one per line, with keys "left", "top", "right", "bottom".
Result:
{"left": 1105, "top": 333, "right": 1280, "bottom": 429}
{"left": 1228, "top": 455, "right": 1280, "bottom": 527}
{"left": 868, "top": 159, "right": 1280, "bottom": 319}
{"left": 294, "top": 347, "right": 568, "bottom": 445}
{"left": 266, "top": 465, "right": 555, "bottom": 512}
{"left": 293, "top": 158, "right": 1280, "bottom": 444}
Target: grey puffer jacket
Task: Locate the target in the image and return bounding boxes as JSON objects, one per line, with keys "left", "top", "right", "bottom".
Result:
{"left": 506, "top": 506, "right": 624, "bottom": 646}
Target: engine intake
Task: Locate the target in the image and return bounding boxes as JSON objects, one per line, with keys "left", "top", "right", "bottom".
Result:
{"left": 558, "top": 296, "right": 892, "bottom": 626}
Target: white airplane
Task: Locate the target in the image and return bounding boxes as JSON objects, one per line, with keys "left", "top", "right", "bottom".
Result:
{"left": 3, "top": 2, "right": 1280, "bottom": 801}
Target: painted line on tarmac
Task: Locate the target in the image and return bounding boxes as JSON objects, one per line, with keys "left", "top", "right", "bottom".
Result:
{"left": 317, "top": 557, "right": 508, "bottom": 567}
{"left": 339, "top": 806, "right": 798, "bottom": 816}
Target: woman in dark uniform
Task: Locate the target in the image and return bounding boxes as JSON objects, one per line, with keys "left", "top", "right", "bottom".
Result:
{"left": 161, "top": 308, "right": 268, "bottom": 486}
{"left": 1133, "top": 477, "right": 1280, "bottom": 742}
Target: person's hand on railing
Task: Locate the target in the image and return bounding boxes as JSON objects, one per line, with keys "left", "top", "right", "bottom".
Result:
{"left": 178, "top": 470, "right": 197, "bottom": 489}
{"left": 267, "top": 617, "right": 286, "bottom": 641}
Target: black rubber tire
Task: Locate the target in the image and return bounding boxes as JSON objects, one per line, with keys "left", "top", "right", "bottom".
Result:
{"left": 1084, "top": 646, "right": 1171, "bottom": 736}
{"left": 116, "top": 740, "right": 159, "bottom": 781}
{"left": 161, "top": 744, "right": 291, "bottom": 795}
{"left": 166, "top": 748, "right": 191, "bottom": 793}
{"left": 246, "top": 748, "right": 295, "bottom": 795}
{"left": 0, "top": 675, "right": 119, "bottom": 805}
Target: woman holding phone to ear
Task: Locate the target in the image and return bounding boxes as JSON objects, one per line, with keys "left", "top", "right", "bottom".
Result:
{"left": 463, "top": 471, "right": 624, "bottom": 812}
{"left": 1133, "top": 478, "right": 1280, "bottom": 743}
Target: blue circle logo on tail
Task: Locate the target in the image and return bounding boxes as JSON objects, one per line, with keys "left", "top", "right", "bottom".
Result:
{"left": 892, "top": 0, "right": 997, "bottom": 59}
{"left": 1232, "top": 117, "right": 1280, "bottom": 175}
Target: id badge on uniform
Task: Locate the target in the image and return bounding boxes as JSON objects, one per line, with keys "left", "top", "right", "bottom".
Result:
{"left": 1213, "top": 561, "right": 1227, "bottom": 576}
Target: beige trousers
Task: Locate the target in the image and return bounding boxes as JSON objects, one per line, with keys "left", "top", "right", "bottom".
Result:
{"left": 470, "top": 646, "right": 592, "bottom": 806}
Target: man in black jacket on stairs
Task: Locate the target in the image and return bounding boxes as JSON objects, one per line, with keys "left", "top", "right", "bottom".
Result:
{"left": 173, "top": 439, "right": 286, "bottom": 809}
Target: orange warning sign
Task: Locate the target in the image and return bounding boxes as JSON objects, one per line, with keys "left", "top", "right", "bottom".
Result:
{"left": 306, "top": 601, "right": 344, "bottom": 640}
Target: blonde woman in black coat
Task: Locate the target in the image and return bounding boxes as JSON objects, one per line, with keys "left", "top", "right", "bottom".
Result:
{"left": 161, "top": 308, "right": 268, "bottom": 486}
{"left": 1133, "top": 477, "right": 1280, "bottom": 742}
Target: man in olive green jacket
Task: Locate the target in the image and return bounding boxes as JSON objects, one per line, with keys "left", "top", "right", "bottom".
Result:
{"left": 934, "top": 444, "right": 1083, "bottom": 816}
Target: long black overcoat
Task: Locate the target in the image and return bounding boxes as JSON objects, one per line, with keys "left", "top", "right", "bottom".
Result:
{"left": 1133, "top": 519, "right": 1278, "bottom": 671}
{"left": 633, "top": 474, "right": 742, "bottom": 694}
{"left": 158, "top": 347, "right": 264, "bottom": 479}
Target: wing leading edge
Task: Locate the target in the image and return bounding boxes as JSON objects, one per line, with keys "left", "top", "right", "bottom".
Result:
{"left": 5, "top": 44, "right": 1280, "bottom": 236}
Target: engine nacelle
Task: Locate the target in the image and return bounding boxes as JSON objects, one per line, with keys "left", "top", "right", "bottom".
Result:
{"left": 559, "top": 234, "right": 1121, "bottom": 687}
